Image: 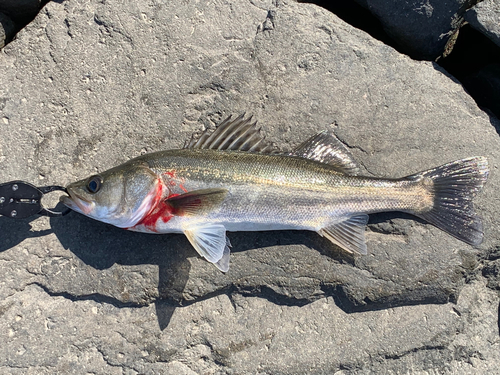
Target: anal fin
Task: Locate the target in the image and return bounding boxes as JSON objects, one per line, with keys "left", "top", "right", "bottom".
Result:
{"left": 318, "top": 215, "right": 369, "bottom": 255}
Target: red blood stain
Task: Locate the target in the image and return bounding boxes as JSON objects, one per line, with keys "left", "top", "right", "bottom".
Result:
{"left": 131, "top": 180, "right": 181, "bottom": 232}
{"left": 163, "top": 170, "right": 188, "bottom": 192}
{"left": 131, "top": 171, "right": 192, "bottom": 232}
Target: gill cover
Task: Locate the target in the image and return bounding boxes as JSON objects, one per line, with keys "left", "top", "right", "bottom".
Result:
{"left": 61, "top": 162, "right": 160, "bottom": 228}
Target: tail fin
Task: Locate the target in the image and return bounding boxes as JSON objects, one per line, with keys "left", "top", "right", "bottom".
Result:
{"left": 409, "top": 157, "right": 489, "bottom": 246}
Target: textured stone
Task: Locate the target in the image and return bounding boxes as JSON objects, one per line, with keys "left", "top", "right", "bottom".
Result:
{"left": 0, "top": 0, "right": 499, "bottom": 373}
{"left": 350, "top": 0, "right": 474, "bottom": 59}
{"left": 0, "top": 280, "right": 498, "bottom": 374}
{"left": 465, "top": 0, "right": 500, "bottom": 48}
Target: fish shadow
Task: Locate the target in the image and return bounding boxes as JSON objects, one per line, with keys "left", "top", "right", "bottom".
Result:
{"left": 3, "top": 207, "right": 345, "bottom": 329}
{"left": 46, "top": 209, "right": 368, "bottom": 329}
{"left": 227, "top": 229, "right": 358, "bottom": 269}
{"left": 3, "top": 207, "right": 435, "bottom": 330}
{"left": 228, "top": 211, "right": 425, "bottom": 257}
{"left": 48, "top": 213, "right": 348, "bottom": 329}
{"left": 49, "top": 210, "right": 196, "bottom": 329}
{"left": 368, "top": 211, "right": 427, "bottom": 226}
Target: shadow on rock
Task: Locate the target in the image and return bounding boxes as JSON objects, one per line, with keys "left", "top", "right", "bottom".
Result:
{"left": 227, "top": 229, "right": 356, "bottom": 264}
{"left": 487, "top": 112, "right": 500, "bottom": 136}
{"left": 47, "top": 210, "right": 359, "bottom": 328}
{"left": 0, "top": 216, "right": 52, "bottom": 252}
{"left": 498, "top": 300, "right": 500, "bottom": 338}
{"left": 50, "top": 211, "right": 194, "bottom": 329}
{"left": 42, "top": 208, "right": 466, "bottom": 328}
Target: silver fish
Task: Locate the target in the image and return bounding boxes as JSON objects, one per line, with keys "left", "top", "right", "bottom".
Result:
{"left": 61, "top": 115, "right": 489, "bottom": 271}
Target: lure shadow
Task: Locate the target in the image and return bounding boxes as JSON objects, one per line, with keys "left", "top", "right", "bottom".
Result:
{"left": 0, "top": 216, "right": 53, "bottom": 252}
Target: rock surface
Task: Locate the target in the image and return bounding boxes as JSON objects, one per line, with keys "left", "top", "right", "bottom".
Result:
{"left": 466, "top": 0, "right": 500, "bottom": 48}
{"left": 350, "top": 0, "right": 474, "bottom": 59}
{"left": 0, "top": 0, "right": 499, "bottom": 373}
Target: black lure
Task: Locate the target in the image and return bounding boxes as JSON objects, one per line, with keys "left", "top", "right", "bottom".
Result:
{"left": 0, "top": 181, "right": 70, "bottom": 219}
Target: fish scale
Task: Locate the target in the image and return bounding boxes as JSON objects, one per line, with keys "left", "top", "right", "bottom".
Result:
{"left": 140, "top": 149, "right": 429, "bottom": 228}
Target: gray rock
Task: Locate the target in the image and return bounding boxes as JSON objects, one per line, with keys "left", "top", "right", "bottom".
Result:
{"left": 0, "top": 0, "right": 41, "bottom": 24}
{"left": 0, "top": 0, "right": 499, "bottom": 372}
{"left": 0, "top": 12, "right": 15, "bottom": 48}
{"left": 465, "top": 0, "right": 500, "bottom": 48}
{"left": 352, "top": 0, "right": 473, "bottom": 59}
{"left": 0, "top": 278, "right": 498, "bottom": 373}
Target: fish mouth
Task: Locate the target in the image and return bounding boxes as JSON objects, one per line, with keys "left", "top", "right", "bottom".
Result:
{"left": 60, "top": 190, "right": 94, "bottom": 215}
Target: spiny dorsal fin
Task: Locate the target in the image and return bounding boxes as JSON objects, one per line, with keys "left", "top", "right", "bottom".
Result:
{"left": 184, "top": 114, "right": 274, "bottom": 153}
{"left": 165, "top": 188, "right": 228, "bottom": 216}
{"left": 318, "top": 215, "right": 369, "bottom": 255}
{"left": 183, "top": 223, "right": 231, "bottom": 272}
{"left": 290, "top": 131, "right": 360, "bottom": 175}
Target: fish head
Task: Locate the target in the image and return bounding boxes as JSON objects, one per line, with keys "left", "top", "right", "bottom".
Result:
{"left": 61, "top": 162, "right": 160, "bottom": 228}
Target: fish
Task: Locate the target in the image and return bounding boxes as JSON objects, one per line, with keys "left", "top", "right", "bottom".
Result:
{"left": 61, "top": 114, "right": 489, "bottom": 272}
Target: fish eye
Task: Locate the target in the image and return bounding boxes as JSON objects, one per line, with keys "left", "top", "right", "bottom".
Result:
{"left": 86, "top": 175, "right": 102, "bottom": 194}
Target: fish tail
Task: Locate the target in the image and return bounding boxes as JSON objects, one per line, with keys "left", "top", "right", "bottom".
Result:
{"left": 409, "top": 156, "right": 489, "bottom": 246}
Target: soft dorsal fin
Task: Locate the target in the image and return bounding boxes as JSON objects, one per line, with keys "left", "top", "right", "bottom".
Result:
{"left": 318, "top": 215, "right": 369, "bottom": 255}
{"left": 290, "top": 131, "right": 360, "bottom": 175}
{"left": 165, "top": 188, "right": 228, "bottom": 216}
{"left": 184, "top": 114, "right": 273, "bottom": 153}
{"left": 183, "top": 223, "right": 231, "bottom": 272}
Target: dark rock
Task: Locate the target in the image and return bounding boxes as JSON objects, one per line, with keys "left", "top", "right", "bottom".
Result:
{"left": 483, "top": 259, "right": 500, "bottom": 290}
{"left": 465, "top": 0, "right": 500, "bottom": 48}
{"left": 351, "top": 0, "right": 474, "bottom": 59}
{"left": 463, "top": 63, "right": 500, "bottom": 118}
{"left": 0, "top": 0, "right": 41, "bottom": 24}
{"left": 0, "top": 12, "right": 15, "bottom": 48}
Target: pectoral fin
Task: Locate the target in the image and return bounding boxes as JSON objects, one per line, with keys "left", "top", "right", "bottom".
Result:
{"left": 183, "top": 223, "right": 231, "bottom": 272}
{"left": 165, "top": 188, "right": 228, "bottom": 216}
{"left": 318, "top": 215, "right": 369, "bottom": 255}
